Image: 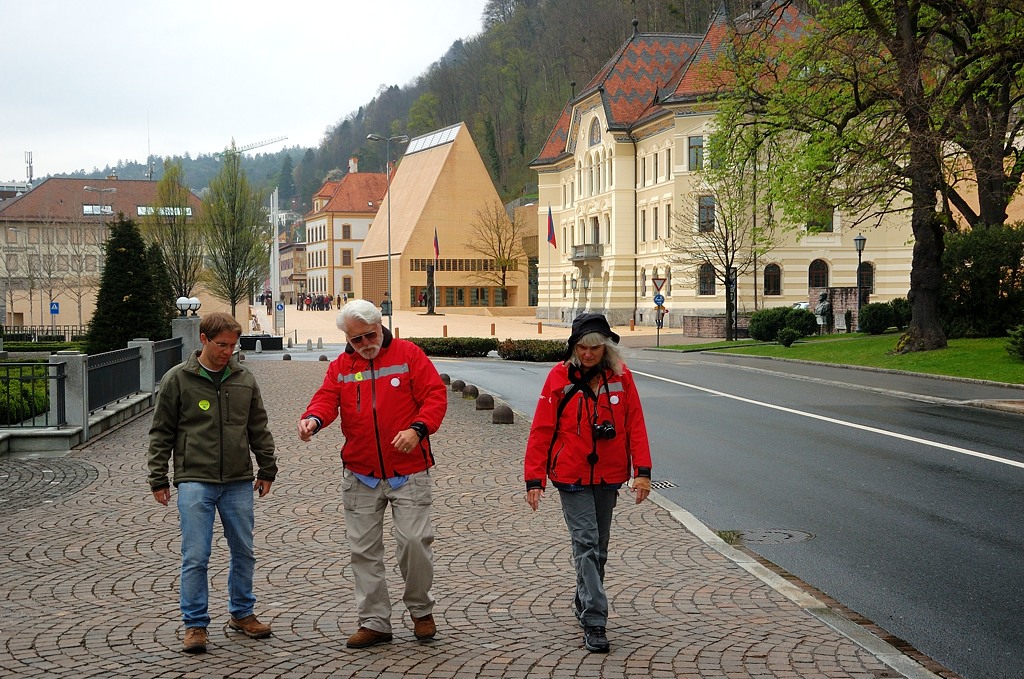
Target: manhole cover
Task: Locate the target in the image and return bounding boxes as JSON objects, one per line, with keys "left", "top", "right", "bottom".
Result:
{"left": 739, "top": 529, "right": 814, "bottom": 545}
{"left": 650, "top": 479, "right": 676, "bottom": 489}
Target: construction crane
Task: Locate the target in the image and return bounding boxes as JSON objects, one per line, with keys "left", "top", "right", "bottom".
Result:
{"left": 215, "top": 136, "right": 288, "bottom": 159}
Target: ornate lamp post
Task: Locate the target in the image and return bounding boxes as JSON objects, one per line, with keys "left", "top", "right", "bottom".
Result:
{"left": 854, "top": 233, "right": 866, "bottom": 331}
{"left": 366, "top": 133, "right": 410, "bottom": 330}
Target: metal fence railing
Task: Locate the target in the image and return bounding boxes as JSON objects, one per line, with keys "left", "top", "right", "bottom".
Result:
{"left": 86, "top": 347, "right": 141, "bottom": 414}
{"left": 0, "top": 362, "right": 66, "bottom": 427}
{"left": 2, "top": 324, "right": 89, "bottom": 342}
{"left": 153, "top": 337, "right": 183, "bottom": 384}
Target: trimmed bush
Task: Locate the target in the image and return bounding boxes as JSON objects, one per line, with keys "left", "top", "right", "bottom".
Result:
{"left": 777, "top": 328, "right": 801, "bottom": 347}
{"left": 1007, "top": 325, "right": 1024, "bottom": 361}
{"left": 888, "top": 297, "right": 911, "bottom": 330}
{"left": 749, "top": 306, "right": 818, "bottom": 341}
{"left": 407, "top": 337, "right": 498, "bottom": 358}
{"left": 496, "top": 338, "right": 566, "bottom": 362}
{"left": 858, "top": 302, "right": 893, "bottom": 334}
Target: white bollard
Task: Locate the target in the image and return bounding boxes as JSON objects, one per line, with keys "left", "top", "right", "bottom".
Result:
{"left": 317, "top": 337, "right": 323, "bottom": 349}
{"left": 306, "top": 339, "right": 313, "bottom": 351}
{"left": 255, "top": 339, "right": 263, "bottom": 353}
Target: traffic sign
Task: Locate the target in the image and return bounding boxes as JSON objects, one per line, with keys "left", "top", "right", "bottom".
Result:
{"left": 49, "top": 301, "right": 59, "bottom": 315}
{"left": 276, "top": 302, "right": 284, "bottom": 311}
{"left": 653, "top": 293, "right": 665, "bottom": 306}
{"left": 652, "top": 277, "right": 666, "bottom": 292}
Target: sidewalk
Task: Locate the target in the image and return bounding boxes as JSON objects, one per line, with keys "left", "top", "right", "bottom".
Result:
{"left": 0, "top": 360, "right": 947, "bottom": 678}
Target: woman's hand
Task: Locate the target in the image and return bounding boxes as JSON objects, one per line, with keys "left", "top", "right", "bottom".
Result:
{"left": 631, "top": 477, "right": 651, "bottom": 504}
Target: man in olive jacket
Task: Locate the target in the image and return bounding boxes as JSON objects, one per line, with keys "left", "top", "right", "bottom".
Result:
{"left": 148, "top": 312, "right": 277, "bottom": 654}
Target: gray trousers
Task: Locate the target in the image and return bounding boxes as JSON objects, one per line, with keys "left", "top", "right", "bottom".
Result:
{"left": 341, "top": 469, "right": 435, "bottom": 633}
{"left": 558, "top": 486, "right": 618, "bottom": 626}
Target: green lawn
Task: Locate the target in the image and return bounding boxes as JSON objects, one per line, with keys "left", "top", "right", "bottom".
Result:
{"left": 662, "top": 333, "right": 1024, "bottom": 385}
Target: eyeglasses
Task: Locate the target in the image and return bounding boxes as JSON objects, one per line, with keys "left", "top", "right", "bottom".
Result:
{"left": 348, "top": 331, "right": 379, "bottom": 345}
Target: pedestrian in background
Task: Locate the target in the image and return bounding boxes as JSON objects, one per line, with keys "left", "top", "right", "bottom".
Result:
{"left": 297, "top": 299, "right": 448, "bottom": 648}
{"left": 523, "top": 313, "right": 653, "bottom": 653}
{"left": 147, "top": 312, "right": 278, "bottom": 654}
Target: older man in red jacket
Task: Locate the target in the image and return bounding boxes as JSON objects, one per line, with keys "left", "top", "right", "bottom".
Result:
{"left": 298, "top": 299, "right": 447, "bottom": 648}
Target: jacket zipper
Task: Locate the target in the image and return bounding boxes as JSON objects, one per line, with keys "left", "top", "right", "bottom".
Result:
{"left": 367, "top": 358, "right": 388, "bottom": 477}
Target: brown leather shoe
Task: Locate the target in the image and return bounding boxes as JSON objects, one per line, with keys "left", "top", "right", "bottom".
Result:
{"left": 228, "top": 614, "right": 272, "bottom": 639}
{"left": 182, "top": 627, "right": 208, "bottom": 653}
{"left": 411, "top": 614, "right": 437, "bottom": 640}
{"left": 346, "top": 626, "right": 393, "bottom": 649}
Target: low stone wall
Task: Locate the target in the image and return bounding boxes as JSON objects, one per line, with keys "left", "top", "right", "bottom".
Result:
{"left": 680, "top": 315, "right": 750, "bottom": 338}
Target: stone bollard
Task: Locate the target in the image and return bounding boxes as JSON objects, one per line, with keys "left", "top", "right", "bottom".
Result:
{"left": 476, "top": 393, "right": 494, "bottom": 410}
{"left": 287, "top": 337, "right": 293, "bottom": 348}
{"left": 439, "top": 373, "right": 451, "bottom": 385}
{"left": 255, "top": 339, "right": 263, "bottom": 353}
{"left": 283, "top": 354, "right": 292, "bottom": 360}
{"left": 317, "top": 337, "right": 323, "bottom": 349}
{"left": 319, "top": 355, "right": 329, "bottom": 361}
{"left": 306, "top": 339, "right": 313, "bottom": 351}
{"left": 451, "top": 379, "right": 465, "bottom": 392}
{"left": 462, "top": 384, "right": 479, "bottom": 399}
{"left": 493, "top": 404, "right": 514, "bottom": 424}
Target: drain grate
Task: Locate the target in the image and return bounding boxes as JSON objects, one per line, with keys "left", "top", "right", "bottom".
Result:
{"left": 650, "top": 479, "right": 676, "bottom": 489}
{"left": 738, "top": 529, "right": 814, "bottom": 545}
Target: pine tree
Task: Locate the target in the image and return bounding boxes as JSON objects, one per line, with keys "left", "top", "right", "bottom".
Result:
{"left": 278, "top": 154, "right": 296, "bottom": 209}
{"left": 86, "top": 215, "right": 166, "bottom": 354}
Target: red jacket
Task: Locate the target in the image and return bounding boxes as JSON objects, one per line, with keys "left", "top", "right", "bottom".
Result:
{"left": 524, "top": 361, "right": 652, "bottom": 489}
{"left": 302, "top": 331, "right": 447, "bottom": 478}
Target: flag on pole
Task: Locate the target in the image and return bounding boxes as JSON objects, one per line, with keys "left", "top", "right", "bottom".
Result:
{"left": 547, "top": 206, "right": 556, "bottom": 248}
{"left": 433, "top": 228, "right": 440, "bottom": 260}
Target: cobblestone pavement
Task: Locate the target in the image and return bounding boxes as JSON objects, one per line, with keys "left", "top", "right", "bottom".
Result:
{"left": 0, "top": 361, "right": 937, "bottom": 678}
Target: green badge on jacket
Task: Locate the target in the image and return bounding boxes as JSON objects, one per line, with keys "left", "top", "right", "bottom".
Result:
{"left": 199, "top": 399, "right": 211, "bottom": 411}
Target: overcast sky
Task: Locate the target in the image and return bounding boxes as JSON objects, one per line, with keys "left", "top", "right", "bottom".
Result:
{"left": 0, "top": 0, "right": 488, "bottom": 182}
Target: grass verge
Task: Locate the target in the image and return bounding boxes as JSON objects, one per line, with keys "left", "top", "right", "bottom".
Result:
{"left": 662, "top": 333, "right": 1024, "bottom": 385}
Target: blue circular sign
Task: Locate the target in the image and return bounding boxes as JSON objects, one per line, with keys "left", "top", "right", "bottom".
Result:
{"left": 653, "top": 294, "right": 665, "bottom": 305}
{"left": 276, "top": 303, "right": 284, "bottom": 311}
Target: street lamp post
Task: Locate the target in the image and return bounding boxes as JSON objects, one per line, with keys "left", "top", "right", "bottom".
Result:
{"left": 366, "top": 133, "right": 409, "bottom": 330}
{"left": 854, "top": 233, "right": 866, "bottom": 331}
{"left": 83, "top": 185, "right": 117, "bottom": 218}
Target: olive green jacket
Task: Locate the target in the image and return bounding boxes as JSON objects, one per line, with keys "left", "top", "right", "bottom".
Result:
{"left": 147, "top": 351, "right": 277, "bottom": 490}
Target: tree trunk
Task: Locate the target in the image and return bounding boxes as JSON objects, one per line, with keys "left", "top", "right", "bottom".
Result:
{"left": 896, "top": 202, "right": 948, "bottom": 353}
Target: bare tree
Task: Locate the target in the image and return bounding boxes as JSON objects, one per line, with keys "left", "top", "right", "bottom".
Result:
{"left": 465, "top": 200, "right": 529, "bottom": 306}
{"left": 141, "top": 159, "right": 205, "bottom": 298}
{"left": 57, "top": 219, "right": 104, "bottom": 327}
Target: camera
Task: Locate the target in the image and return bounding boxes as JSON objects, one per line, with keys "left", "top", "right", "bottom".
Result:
{"left": 591, "top": 420, "right": 616, "bottom": 440}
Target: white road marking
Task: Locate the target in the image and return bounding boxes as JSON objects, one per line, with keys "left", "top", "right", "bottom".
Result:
{"left": 633, "top": 370, "right": 1024, "bottom": 470}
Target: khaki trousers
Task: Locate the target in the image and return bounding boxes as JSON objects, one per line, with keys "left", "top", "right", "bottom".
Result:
{"left": 341, "top": 468, "right": 435, "bottom": 633}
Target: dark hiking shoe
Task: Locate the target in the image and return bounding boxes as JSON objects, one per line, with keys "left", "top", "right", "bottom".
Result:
{"left": 346, "top": 627, "right": 393, "bottom": 649}
{"left": 411, "top": 614, "right": 437, "bottom": 640}
{"left": 583, "top": 625, "right": 609, "bottom": 653}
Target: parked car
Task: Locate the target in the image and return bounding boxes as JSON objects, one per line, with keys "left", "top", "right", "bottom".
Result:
{"left": 792, "top": 301, "right": 809, "bottom": 310}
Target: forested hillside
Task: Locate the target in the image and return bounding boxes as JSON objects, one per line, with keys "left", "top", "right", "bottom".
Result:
{"left": 55, "top": 0, "right": 720, "bottom": 210}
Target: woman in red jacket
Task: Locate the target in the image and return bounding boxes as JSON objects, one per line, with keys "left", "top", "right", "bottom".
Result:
{"left": 524, "top": 313, "right": 652, "bottom": 653}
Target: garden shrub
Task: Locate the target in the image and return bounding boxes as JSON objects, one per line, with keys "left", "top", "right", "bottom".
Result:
{"left": 940, "top": 223, "right": 1024, "bottom": 337}
{"left": 777, "top": 327, "right": 801, "bottom": 347}
{"left": 786, "top": 308, "right": 818, "bottom": 337}
{"left": 496, "top": 338, "right": 566, "bottom": 362}
{"left": 845, "top": 309, "right": 853, "bottom": 332}
{"left": 858, "top": 302, "right": 893, "bottom": 334}
{"left": 749, "top": 307, "right": 817, "bottom": 341}
{"left": 1007, "top": 325, "right": 1024, "bottom": 361}
{"left": 888, "top": 297, "right": 911, "bottom": 330}
{"left": 407, "top": 337, "right": 498, "bottom": 358}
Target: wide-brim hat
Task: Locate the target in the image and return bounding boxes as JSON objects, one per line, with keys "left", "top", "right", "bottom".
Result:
{"left": 563, "top": 313, "right": 619, "bottom": 359}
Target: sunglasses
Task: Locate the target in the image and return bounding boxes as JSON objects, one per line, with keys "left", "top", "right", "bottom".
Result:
{"left": 348, "top": 331, "right": 379, "bottom": 345}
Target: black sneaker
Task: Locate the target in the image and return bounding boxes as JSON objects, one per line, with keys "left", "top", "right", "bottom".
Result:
{"left": 583, "top": 625, "right": 609, "bottom": 653}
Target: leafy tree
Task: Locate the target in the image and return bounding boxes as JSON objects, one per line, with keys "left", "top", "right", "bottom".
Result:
{"left": 466, "top": 200, "right": 529, "bottom": 305}
{"left": 202, "top": 149, "right": 270, "bottom": 316}
{"left": 141, "top": 159, "right": 204, "bottom": 299}
{"left": 86, "top": 215, "right": 167, "bottom": 354}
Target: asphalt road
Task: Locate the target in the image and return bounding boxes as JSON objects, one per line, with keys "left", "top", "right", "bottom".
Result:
{"left": 436, "top": 349, "right": 1024, "bottom": 679}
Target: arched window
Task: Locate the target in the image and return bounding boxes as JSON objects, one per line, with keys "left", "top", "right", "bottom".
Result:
{"left": 589, "top": 118, "right": 602, "bottom": 146}
{"left": 764, "top": 263, "right": 782, "bottom": 295}
{"left": 858, "top": 261, "right": 875, "bottom": 294}
{"left": 698, "top": 263, "right": 716, "bottom": 295}
{"left": 808, "top": 259, "right": 829, "bottom": 288}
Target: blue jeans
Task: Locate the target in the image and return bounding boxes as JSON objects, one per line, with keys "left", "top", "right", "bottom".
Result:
{"left": 177, "top": 481, "right": 256, "bottom": 628}
{"left": 558, "top": 486, "right": 618, "bottom": 627}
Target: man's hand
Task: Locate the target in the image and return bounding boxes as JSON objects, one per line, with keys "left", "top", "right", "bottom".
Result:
{"left": 254, "top": 479, "right": 273, "bottom": 497}
{"left": 392, "top": 428, "right": 420, "bottom": 453}
{"left": 152, "top": 488, "right": 170, "bottom": 506}
{"left": 525, "top": 488, "right": 543, "bottom": 511}
{"left": 297, "top": 418, "right": 318, "bottom": 442}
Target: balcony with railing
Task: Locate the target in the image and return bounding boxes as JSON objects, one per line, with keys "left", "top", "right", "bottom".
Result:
{"left": 570, "top": 244, "right": 605, "bottom": 262}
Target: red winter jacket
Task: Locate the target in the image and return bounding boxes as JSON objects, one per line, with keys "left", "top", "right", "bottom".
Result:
{"left": 524, "top": 361, "right": 652, "bottom": 489}
{"left": 301, "top": 331, "right": 447, "bottom": 478}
